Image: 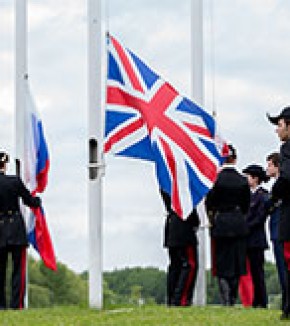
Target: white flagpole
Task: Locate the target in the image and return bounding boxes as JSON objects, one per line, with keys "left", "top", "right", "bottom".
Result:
{"left": 15, "top": 0, "right": 28, "bottom": 308}
{"left": 87, "top": 0, "right": 107, "bottom": 309}
{"left": 191, "top": 0, "right": 207, "bottom": 306}
{"left": 15, "top": 0, "right": 27, "bottom": 171}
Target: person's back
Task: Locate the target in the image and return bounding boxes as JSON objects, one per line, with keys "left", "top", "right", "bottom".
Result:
{"left": 207, "top": 167, "right": 250, "bottom": 215}
{"left": 160, "top": 189, "right": 200, "bottom": 306}
{"left": 205, "top": 145, "right": 251, "bottom": 306}
{"left": 0, "top": 151, "right": 41, "bottom": 310}
{"left": 161, "top": 190, "right": 199, "bottom": 248}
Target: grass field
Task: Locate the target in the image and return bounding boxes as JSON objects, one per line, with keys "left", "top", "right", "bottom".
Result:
{"left": 0, "top": 305, "right": 286, "bottom": 326}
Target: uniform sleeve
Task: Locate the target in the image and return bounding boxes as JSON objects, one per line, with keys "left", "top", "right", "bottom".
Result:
{"left": 186, "top": 209, "right": 200, "bottom": 228}
{"left": 247, "top": 191, "right": 268, "bottom": 230}
{"left": 205, "top": 185, "right": 217, "bottom": 212}
{"left": 280, "top": 141, "right": 290, "bottom": 180}
{"left": 205, "top": 186, "right": 218, "bottom": 225}
{"left": 240, "top": 183, "right": 251, "bottom": 215}
{"left": 17, "top": 178, "right": 41, "bottom": 208}
{"left": 272, "top": 177, "right": 290, "bottom": 200}
{"left": 159, "top": 189, "right": 172, "bottom": 214}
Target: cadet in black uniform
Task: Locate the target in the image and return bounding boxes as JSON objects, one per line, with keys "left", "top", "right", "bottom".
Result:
{"left": 242, "top": 164, "right": 269, "bottom": 308}
{"left": 268, "top": 107, "right": 290, "bottom": 319}
{"left": 266, "top": 152, "right": 287, "bottom": 311}
{"left": 0, "top": 152, "right": 41, "bottom": 309}
{"left": 206, "top": 145, "right": 251, "bottom": 306}
{"left": 161, "top": 189, "right": 200, "bottom": 306}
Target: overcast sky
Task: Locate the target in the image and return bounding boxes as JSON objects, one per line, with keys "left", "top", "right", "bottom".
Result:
{"left": 1, "top": 0, "right": 289, "bottom": 273}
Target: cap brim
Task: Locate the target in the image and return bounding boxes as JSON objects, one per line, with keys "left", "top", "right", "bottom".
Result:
{"left": 267, "top": 113, "right": 279, "bottom": 125}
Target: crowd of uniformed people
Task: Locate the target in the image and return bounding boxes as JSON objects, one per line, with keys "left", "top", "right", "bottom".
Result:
{"left": 1, "top": 106, "right": 290, "bottom": 321}
{"left": 162, "top": 106, "right": 290, "bottom": 320}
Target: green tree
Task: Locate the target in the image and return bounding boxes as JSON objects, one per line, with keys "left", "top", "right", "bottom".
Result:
{"left": 130, "top": 285, "right": 142, "bottom": 304}
{"left": 29, "top": 283, "right": 52, "bottom": 307}
{"left": 265, "top": 261, "right": 280, "bottom": 295}
{"left": 103, "top": 280, "right": 119, "bottom": 306}
{"left": 39, "top": 261, "right": 87, "bottom": 305}
{"left": 206, "top": 270, "right": 219, "bottom": 304}
{"left": 104, "top": 267, "right": 166, "bottom": 304}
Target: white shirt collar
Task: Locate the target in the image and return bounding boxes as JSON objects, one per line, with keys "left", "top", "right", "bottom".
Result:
{"left": 251, "top": 186, "right": 258, "bottom": 194}
{"left": 220, "top": 163, "right": 241, "bottom": 173}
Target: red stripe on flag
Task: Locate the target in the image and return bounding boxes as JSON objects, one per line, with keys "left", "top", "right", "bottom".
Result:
{"left": 111, "top": 37, "right": 144, "bottom": 93}
{"left": 184, "top": 122, "right": 212, "bottom": 138}
{"left": 35, "top": 159, "right": 50, "bottom": 193}
{"left": 104, "top": 117, "right": 144, "bottom": 153}
{"left": 32, "top": 207, "right": 57, "bottom": 271}
{"left": 107, "top": 84, "right": 218, "bottom": 182}
{"left": 160, "top": 138, "right": 183, "bottom": 217}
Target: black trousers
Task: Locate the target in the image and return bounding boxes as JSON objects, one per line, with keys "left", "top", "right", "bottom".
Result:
{"left": 218, "top": 276, "right": 239, "bottom": 306}
{"left": 0, "top": 245, "right": 26, "bottom": 309}
{"left": 272, "top": 239, "right": 287, "bottom": 310}
{"left": 167, "top": 245, "right": 198, "bottom": 306}
{"left": 282, "top": 241, "right": 290, "bottom": 315}
{"left": 247, "top": 248, "right": 267, "bottom": 308}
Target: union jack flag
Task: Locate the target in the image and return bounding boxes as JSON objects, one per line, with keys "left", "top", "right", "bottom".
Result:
{"left": 105, "top": 36, "right": 227, "bottom": 219}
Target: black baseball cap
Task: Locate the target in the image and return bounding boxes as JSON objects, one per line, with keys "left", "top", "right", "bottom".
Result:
{"left": 242, "top": 164, "right": 269, "bottom": 183}
{"left": 267, "top": 106, "right": 290, "bottom": 125}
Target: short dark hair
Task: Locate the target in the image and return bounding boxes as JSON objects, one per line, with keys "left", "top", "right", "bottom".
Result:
{"left": 0, "top": 152, "right": 9, "bottom": 170}
{"left": 225, "top": 144, "right": 237, "bottom": 163}
{"left": 267, "top": 152, "right": 280, "bottom": 167}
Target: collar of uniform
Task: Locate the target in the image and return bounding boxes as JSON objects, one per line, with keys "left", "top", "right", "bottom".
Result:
{"left": 221, "top": 163, "right": 240, "bottom": 172}
{"left": 251, "top": 186, "right": 258, "bottom": 194}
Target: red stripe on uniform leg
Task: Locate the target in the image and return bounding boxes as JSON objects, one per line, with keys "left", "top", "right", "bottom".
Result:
{"left": 211, "top": 239, "right": 217, "bottom": 277}
{"left": 238, "top": 258, "right": 254, "bottom": 307}
{"left": 19, "top": 248, "right": 27, "bottom": 309}
{"left": 284, "top": 241, "right": 290, "bottom": 271}
{"left": 180, "top": 246, "right": 196, "bottom": 306}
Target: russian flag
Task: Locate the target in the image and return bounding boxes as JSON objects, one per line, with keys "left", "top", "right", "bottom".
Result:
{"left": 23, "top": 83, "right": 56, "bottom": 271}
{"left": 23, "top": 85, "right": 50, "bottom": 194}
{"left": 27, "top": 207, "right": 56, "bottom": 271}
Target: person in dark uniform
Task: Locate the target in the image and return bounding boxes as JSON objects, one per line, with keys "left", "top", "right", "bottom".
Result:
{"left": 266, "top": 152, "right": 287, "bottom": 311}
{"left": 206, "top": 145, "right": 251, "bottom": 306}
{"left": 242, "top": 164, "right": 269, "bottom": 308}
{"left": 160, "top": 189, "right": 200, "bottom": 306}
{"left": 0, "top": 152, "right": 41, "bottom": 310}
{"left": 268, "top": 107, "right": 290, "bottom": 319}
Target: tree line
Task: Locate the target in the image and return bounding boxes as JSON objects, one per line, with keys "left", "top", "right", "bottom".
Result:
{"left": 4, "top": 256, "right": 282, "bottom": 308}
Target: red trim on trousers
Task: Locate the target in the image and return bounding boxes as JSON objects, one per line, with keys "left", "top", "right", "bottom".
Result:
{"left": 19, "top": 248, "right": 26, "bottom": 309}
{"left": 211, "top": 239, "right": 217, "bottom": 276}
{"left": 180, "top": 246, "right": 196, "bottom": 306}
{"left": 284, "top": 241, "right": 290, "bottom": 271}
{"left": 239, "top": 258, "right": 253, "bottom": 307}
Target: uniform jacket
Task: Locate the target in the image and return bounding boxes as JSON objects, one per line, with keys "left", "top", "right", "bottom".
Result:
{"left": 272, "top": 139, "right": 290, "bottom": 241}
{"left": 246, "top": 187, "right": 269, "bottom": 249}
{"left": 268, "top": 203, "right": 281, "bottom": 241}
{"left": 160, "top": 190, "right": 200, "bottom": 248}
{"left": 205, "top": 166, "right": 251, "bottom": 237}
{"left": 0, "top": 172, "right": 40, "bottom": 248}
